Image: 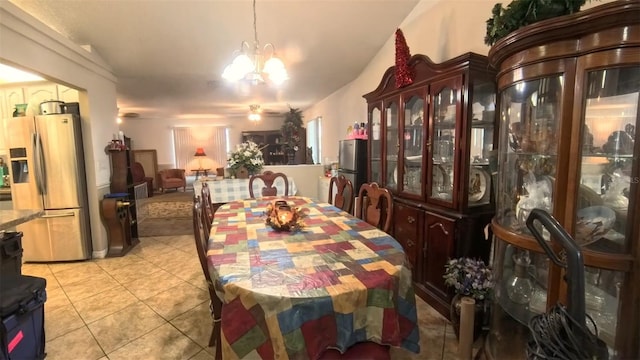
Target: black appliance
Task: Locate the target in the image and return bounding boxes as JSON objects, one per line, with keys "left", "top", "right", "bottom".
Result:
{"left": 338, "top": 139, "right": 368, "bottom": 194}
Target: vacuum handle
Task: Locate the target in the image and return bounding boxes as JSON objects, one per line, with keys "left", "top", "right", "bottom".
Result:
{"left": 526, "top": 209, "right": 586, "bottom": 329}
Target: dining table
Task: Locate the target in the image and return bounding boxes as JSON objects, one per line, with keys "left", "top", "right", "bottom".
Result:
{"left": 206, "top": 196, "right": 420, "bottom": 360}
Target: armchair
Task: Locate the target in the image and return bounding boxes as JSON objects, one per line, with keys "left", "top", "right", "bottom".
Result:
{"left": 159, "top": 168, "right": 186, "bottom": 193}
{"left": 131, "top": 162, "right": 154, "bottom": 197}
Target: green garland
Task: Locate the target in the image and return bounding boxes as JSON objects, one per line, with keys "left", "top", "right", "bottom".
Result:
{"left": 485, "top": 0, "right": 591, "bottom": 46}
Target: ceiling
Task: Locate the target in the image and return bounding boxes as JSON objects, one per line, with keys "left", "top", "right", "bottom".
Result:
{"left": 7, "top": 0, "right": 421, "bottom": 120}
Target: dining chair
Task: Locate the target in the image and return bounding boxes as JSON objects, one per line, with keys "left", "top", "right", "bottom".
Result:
{"left": 329, "top": 174, "right": 354, "bottom": 214}
{"left": 249, "top": 170, "right": 290, "bottom": 198}
{"left": 192, "top": 195, "right": 223, "bottom": 360}
{"left": 201, "top": 182, "right": 214, "bottom": 234}
{"left": 356, "top": 182, "right": 393, "bottom": 233}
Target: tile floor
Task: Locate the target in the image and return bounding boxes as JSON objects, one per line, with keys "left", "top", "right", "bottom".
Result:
{"left": 22, "top": 234, "right": 464, "bottom": 360}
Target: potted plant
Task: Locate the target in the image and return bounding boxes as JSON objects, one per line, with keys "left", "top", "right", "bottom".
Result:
{"left": 281, "top": 106, "right": 304, "bottom": 164}
{"left": 227, "top": 140, "right": 265, "bottom": 178}
{"left": 443, "top": 257, "right": 494, "bottom": 340}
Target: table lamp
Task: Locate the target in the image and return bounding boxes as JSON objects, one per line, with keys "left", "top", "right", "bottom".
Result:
{"left": 194, "top": 147, "right": 207, "bottom": 169}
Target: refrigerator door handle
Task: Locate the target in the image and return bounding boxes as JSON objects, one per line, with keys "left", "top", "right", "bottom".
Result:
{"left": 41, "top": 212, "right": 76, "bottom": 219}
{"left": 32, "top": 133, "right": 44, "bottom": 194}
{"left": 35, "top": 132, "right": 48, "bottom": 195}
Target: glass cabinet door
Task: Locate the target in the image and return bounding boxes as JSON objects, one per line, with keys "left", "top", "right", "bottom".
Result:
{"left": 468, "top": 81, "right": 496, "bottom": 207}
{"left": 402, "top": 93, "right": 425, "bottom": 196}
{"left": 429, "top": 81, "right": 459, "bottom": 205}
{"left": 369, "top": 106, "right": 382, "bottom": 184}
{"left": 384, "top": 99, "right": 399, "bottom": 192}
{"left": 577, "top": 65, "right": 639, "bottom": 254}
{"left": 495, "top": 76, "right": 563, "bottom": 233}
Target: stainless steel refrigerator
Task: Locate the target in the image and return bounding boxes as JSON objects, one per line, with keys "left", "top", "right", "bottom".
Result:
{"left": 5, "top": 114, "right": 91, "bottom": 261}
{"left": 338, "top": 139, "right": 368, "bottom": 194}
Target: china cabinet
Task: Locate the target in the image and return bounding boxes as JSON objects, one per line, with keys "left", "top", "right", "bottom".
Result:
{"left": 363, "top": 52, "right": 497, "bottom": 317}
{"left": 486, "top": 2, "right": 639, "bottom": 359}
{"left": 242, "top": 130, "right": 307, "bottom": 165}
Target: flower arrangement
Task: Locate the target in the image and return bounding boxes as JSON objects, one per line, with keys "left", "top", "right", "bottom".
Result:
{"left": 227, "top": 140, "right": 265, "bottom": 174}
{"left": 264, "top": 200, "right": 307, "bottom": 232}
{"left": 443, "top": 257, "right": 494, "bottom": 301}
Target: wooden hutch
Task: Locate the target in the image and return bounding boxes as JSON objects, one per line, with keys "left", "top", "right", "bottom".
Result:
{"left": 363, "top": 53, "right": 498, "bottom": 317}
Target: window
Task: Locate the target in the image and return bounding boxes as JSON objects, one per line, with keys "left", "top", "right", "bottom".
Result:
{"left": 173, "top": 126, "right": 228, "bottom": 171}
{"left": 306, "top": 116, "right": 322, "bottom": 164}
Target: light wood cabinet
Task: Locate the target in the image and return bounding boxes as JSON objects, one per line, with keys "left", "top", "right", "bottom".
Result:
{"left": 1, "top": 83, "right": 79, "bottom": 120}
{"left": 486, "top": 2, "right": 639, "bottom": 358}
{"left": 363, "top": 53, "right": 497, "bottom": 318}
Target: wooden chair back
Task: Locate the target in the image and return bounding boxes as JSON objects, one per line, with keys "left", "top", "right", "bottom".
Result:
{"left": 192, "top": 195, "right": 223, "bottom": 358}
{"left": 201, "top": 182, "right": 214, "bottom": 234}
{"left": 329, "top": 175, "right": 354, "bottom": 214}
{"left": 356, "top": 182, "right": 393, "bottom": 233}
{"left": 249, "top": 171, "right": 290, "bottom": 198}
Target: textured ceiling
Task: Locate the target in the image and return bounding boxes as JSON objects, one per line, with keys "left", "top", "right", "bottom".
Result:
{"left": 8, "top": 0, "right": 420, "bottom": 120}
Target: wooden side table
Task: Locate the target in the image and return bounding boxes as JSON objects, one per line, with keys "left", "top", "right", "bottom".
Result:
{"left": 191, "top": 168, "right": 210, "bottom": 180}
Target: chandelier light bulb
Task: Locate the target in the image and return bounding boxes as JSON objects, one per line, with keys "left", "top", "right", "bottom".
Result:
{"left": 248, "top": 104, "right": 262, "bottom": 122}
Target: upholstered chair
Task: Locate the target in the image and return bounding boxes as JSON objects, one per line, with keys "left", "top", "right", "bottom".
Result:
{"left": 158, "top": 168, "right": 186, "bottom": 193}
{"left": 131, "top": 162, "right": 154, "bottom": 197}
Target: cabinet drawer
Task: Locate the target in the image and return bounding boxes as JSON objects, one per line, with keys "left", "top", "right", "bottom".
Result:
{"left": 393, "top": 203, "right": 422, "bottom": 270}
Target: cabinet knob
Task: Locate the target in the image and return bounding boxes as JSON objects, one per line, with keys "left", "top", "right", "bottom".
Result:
{"left": 407, "top": 216, "right": 416, "bottom": 224}
{"left": 407, "top": 239, "right": 415, "bottom": 247}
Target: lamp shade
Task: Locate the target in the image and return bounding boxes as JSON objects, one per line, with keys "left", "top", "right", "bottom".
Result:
{"left": 194, "top": 148, "right": 207, "bottom": 157}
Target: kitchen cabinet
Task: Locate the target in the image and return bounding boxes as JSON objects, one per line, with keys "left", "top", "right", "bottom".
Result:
{"left": 0, "top": 83, "right": 78, "bottom": 120}
{"left": 363, "top": 52, "right": 497, "bottom": 318}
{"left": 485, "top": 2, "right": 639, "bottom": 359}
{"left": 24, "top": 84, "right": 58, "bottom": 109}
{"left": 3, "top": 86, "right": 25, "bottom": 119}
{"left": 56, "top": 85, "right": 79, "bottom": 103}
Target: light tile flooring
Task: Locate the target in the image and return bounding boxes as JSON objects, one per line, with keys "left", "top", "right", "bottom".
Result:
{"left": 22, "top": 234, "right": 463, "bottom": 360}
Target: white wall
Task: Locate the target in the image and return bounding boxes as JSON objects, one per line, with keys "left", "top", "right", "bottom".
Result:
{"left": 0, "top": 2, "right": 119, "bottom": 256}
{"left": 120, "top": 114, "right": 286, "bottom": 167}
{"left": 304, "top": 0, "right": 614, "bottom": 161}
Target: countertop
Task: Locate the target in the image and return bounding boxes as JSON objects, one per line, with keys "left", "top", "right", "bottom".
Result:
{"left": 0, "top": 209, "right": 44, "bottom": 231}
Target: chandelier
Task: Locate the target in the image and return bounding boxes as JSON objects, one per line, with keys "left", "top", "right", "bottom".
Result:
{"left": 248, "top": 104, "right": 262, "bottom": 122}
{"left": 222, "top": 0, "right": 288, "bottom": 86}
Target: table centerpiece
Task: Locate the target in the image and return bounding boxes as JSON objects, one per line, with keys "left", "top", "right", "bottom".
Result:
{"left": 264, "top": 199, "right": 307, "bottom": 232}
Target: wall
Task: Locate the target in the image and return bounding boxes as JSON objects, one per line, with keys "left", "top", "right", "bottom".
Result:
{"left": 120, "top": 114, "right": 286, "bottom": 167}
{"left": 120, "top": 0, "right": 501, "bottom": 165}
{"left": 0, "top": 2, "right": 119, "bottom": 257}
{"left": 303, "top": 0, "right": 614, "bottom": 161}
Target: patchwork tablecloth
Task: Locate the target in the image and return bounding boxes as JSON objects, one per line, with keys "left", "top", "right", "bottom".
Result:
{"left": 194, "top": 178, "right": 297, "bottom": 203}
{"left": 207, "top": 197, "right": 420, "bottom": 360}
